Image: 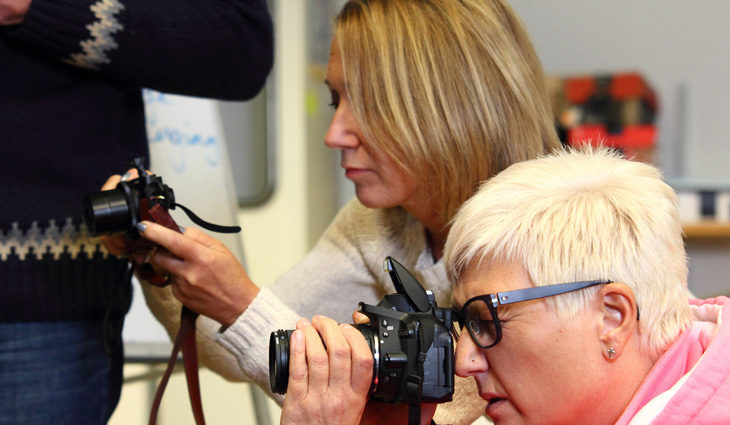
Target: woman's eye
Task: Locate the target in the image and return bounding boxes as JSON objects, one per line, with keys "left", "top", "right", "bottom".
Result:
{"left": 467, "top": 319, "right": 480, "bottom": 335}
{"left": 469, "top": 315, "right": 499, "bottom": 338}
{"left": 328, "top": 91, "right": 340, "bottom": 110}
{"left": 468, "top": 318, "right": 492, "bottom": 335}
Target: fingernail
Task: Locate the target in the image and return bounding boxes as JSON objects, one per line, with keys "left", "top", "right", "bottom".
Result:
{"left": 136, "top": 222, "right": 147, "bottom": 233}
{"left": 297, "top": 318, "right": 311, "bottom": 328}
{"left": 120, "top": 172, "right": 131, "bottom": 182}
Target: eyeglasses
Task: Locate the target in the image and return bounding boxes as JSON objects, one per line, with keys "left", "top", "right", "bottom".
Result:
{"left": 455, "top": 280, "right": 612, "bottom": 349}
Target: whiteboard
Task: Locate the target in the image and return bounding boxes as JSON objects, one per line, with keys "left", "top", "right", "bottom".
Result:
{"left": 122, "top": 89, "right": 252, "bottom": 352}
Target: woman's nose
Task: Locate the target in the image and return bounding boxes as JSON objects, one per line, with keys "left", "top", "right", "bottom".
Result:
{"left": 324, "top": 104, "right": 360, "bottom": 150}
{"left": 455, "top": 329, "right": 489, "bottom": 377}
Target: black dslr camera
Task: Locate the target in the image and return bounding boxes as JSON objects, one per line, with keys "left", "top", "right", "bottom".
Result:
{"left": 83, "top": 157, "right": 240, "bottom": 238}
{"left": 270, "top": 257, "right": 454, "bottom": 407}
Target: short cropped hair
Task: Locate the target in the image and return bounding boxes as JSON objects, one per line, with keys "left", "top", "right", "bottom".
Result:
{"left": 444, "top": 147, "right": 693, "bottom": 359}
{"left": 334, "top": 0, "right": 559, "bottom": 222}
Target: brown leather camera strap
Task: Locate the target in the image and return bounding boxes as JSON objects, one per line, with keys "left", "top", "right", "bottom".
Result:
{"left": 148, "top": 306, "right": 205, "bottom": 425}
{"left": 142, "top": 203, "right": 207, "bottom": 425}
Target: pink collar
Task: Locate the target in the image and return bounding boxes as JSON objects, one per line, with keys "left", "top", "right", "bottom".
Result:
{"left": 614, "top": 298, "right": 721, "bottom": 425}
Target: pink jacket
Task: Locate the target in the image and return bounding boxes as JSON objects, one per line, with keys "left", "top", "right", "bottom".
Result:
{"left": 616, "top": 296, "right": 730, "bottom": 425}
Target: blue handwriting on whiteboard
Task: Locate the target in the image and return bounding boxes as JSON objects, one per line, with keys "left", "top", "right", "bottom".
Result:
{"left": 148, "top": 127, "right": 220, "bottom": 173}
{"left": 142, "top": 89, "right": 171, "bottom": 106}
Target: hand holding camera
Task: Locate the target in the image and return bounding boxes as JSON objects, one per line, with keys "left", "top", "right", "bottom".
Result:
{"left": 275, "top": 257, "right": 454, "bottom": 425}
{"left": 97, "top": 168, "right": 152, "bottom": 258}
{"left": 86, "top": 158, "right": 258, "bottom": 325}
{"left": 279, "top": 315, "right": 374, "bottom": 425}
{"left": 95, "top": 166, "right": 178, "bottom": 285}
{"left": 135, "top": 220, "right": 260, "bottom": 326}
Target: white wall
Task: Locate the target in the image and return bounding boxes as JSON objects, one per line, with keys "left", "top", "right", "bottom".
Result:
{"left": 510, "top": 0, "right": 730, "bottom": 180}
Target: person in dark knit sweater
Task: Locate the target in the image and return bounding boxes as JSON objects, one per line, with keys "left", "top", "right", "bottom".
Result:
{"left": 0, "top": 0, "right": 272, "bottom": 423}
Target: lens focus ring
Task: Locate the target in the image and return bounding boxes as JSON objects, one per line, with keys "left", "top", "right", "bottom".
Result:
{"left": 269, "top": 329, "right": 294, "bottom": 394}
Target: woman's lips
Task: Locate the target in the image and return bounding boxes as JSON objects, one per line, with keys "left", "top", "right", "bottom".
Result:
{"left": 482, "top": 393, "right": 508, "bottom": 419}
{"left": 344, "top": 167, "right": 370, "bottom": 179}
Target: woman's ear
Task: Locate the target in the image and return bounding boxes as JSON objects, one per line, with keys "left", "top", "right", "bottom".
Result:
{"left": 597, "top": 283, "right": 639, "bottom": 361}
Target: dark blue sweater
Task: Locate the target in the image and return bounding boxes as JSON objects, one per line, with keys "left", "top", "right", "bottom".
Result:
{"left": 0, "top": 0, "right": 273, "bottom": 321}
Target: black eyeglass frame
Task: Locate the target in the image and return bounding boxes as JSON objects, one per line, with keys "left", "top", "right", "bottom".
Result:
{"left": 456, "top": 279, "right": 612, "bottom": 349}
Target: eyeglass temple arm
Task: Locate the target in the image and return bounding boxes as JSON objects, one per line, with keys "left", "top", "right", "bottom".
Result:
{"left": 494, "top": 280, "right": 612, "bottom": 306}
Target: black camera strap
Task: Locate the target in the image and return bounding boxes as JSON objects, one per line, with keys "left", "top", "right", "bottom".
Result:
{"left": 174, "top": 202, "right": 241, "bottom": 234}
{"left": 406, "top": 318, "right": 435, "bottom": 425}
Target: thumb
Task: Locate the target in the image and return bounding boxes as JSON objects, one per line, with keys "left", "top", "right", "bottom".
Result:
{"left": 101, "top": 174, "right": 122, "bottom": 191}
{"left": 352, "top": 311, "right": 370, "bottom": 324}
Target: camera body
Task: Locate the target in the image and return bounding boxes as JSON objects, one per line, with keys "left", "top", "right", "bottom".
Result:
{"left": 270, "top": 257, "right": 454, "bottom": 404}
{"left": 357, "top": 287, "right": 454, "bottom": 403}
{"left": 83, "top": 158, "right": 175, "bottom": 237}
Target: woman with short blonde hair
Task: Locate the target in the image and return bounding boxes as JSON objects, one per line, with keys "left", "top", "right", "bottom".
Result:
{"left": 445, "top": 148, "right": 727, "bottom": 424}
{"left": 446, "top": 147, "right": 692, "bottom": 358}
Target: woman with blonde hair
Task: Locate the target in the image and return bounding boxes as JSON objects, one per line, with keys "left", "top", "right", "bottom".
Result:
{"left": 102, "top": 0, "right": 559, "bottom": 423}
{"left": 443, "top": 147, "right": 730, "bottom": 424}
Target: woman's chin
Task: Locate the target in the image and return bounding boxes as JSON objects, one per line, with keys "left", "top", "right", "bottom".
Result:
{"left": 354, "top": 190, "right": 400, "bottom": 209}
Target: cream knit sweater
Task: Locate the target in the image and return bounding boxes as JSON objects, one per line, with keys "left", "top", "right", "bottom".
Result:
{"left": 142, "top": 198, "right": 487, "bottom": 424}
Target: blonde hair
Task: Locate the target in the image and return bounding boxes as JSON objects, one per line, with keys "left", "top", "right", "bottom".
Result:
{"left": 334, "top": 0, "right": 559, "bottom": 222}
{"left": 444, "top": 147, "right": 693, "bottom": 359}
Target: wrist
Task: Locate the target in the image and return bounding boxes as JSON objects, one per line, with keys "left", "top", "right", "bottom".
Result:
{"left": 0, "top": 0, "right": 32, "bottom": 25}
{"left": 220, "top": 283, "right": 260, "bottom": 328}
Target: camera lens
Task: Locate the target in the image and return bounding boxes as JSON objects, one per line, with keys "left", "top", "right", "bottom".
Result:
{"left": 269, "top": 324, "right": 375, "bottom": 395}
{"left": 82, "top": 187, "right": 133, "bottom": 236}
